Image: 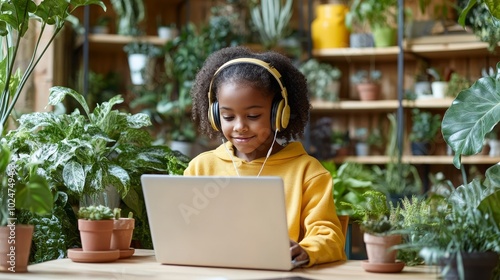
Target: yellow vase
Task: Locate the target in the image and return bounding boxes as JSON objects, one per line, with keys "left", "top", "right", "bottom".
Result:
{"left": 311, "top": 4, "right": 350, "bottom": 49}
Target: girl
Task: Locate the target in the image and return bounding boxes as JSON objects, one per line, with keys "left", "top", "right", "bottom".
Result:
{"left": 185, "top": 46, "right": 346, "bottom": 266}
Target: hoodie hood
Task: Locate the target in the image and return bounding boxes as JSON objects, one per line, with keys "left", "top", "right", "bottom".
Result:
{"left": 214, "top": 141, "right": 308, "bottom": 165}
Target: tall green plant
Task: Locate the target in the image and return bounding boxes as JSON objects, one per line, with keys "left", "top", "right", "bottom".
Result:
{"left": 109, "top": 0, "right": 145, "bottom": 36}
{"left": 0, "top": 0, "right": 106, "bottom": 135}
{"left": 249, "top": 0, "right": 293, "bottom": 50}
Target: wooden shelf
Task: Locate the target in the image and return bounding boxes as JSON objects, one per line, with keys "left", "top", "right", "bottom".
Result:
{"left": 405, "top": 34, "right": 499, "bottom": 59}
{"left": 311, "top": 100, "right": 399, "bottom": 111}
{"left": 311, "top": 98, "right": 453, "bottom": 112}
{"left": 312, "top": 46, "right": 401, "bottom": 62}
{"left": 331, "top": 155, "right": 500, "bottom": 165}
{"left": 313, "top": 34, "right": 499, "bottom": 61}
{"left": 75, "top": 34, "right": 169, "bottom": 52}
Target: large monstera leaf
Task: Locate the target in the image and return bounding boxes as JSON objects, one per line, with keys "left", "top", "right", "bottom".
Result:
{"left": 442, "top": 62, "right": 500, "bottom": 168}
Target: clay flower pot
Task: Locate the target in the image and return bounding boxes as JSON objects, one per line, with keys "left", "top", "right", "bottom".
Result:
{"left": 78, "top": 219, "right": 114, "bottom": 251}
{"left": 110, "top": 218, "right": 135, "bottom": 250}
{"left": 356, "top": 82, "right": 380, "bottom": 101}
{"left": 364, "top": 233, "right": 401, "bottom": 263}
{"left": 0, "top": 224, "right": 34, "bottom": 272}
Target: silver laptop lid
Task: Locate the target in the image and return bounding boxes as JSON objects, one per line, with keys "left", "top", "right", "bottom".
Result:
{"left": 141, "top": 175, "right": 294, "bottom": 271}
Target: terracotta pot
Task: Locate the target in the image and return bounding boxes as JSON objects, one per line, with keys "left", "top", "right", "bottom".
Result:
{"left": 0, "top": 224, "right": 34, "bottom": 272}
{"left": 356, "top": 82, "right": 380, "bottom": 101}
{"left": 438, "top": 251, "right": 499, "bottom": 280}
{"left": 364, "top": 233, "right": 401, "bottom": 263}
{"left": 78, "top": 219, "right": 114, "bottom": 252}
{"left": 110, "top": 218, "right": 135, "bottom": 250}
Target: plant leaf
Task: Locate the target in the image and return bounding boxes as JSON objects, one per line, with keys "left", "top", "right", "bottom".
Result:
{"left": 62, "top": 160, "right": 85, "bottom": 194}
{"left": 49, "top": 86, "right": 90, "bottom": 117}
{"left": 16, "top": 174, "right": 53, "bottom": 215}
{"left": 442, "top": 62, "right": 500, "bottom": 168}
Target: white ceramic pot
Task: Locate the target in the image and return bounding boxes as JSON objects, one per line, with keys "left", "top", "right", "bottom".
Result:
{"left": 414, "top": 81, "right": 432, "bottom": 98}
{"left": 431, "top": 81, "right": 448, "bottom": 98}
{"left": 355, "top": 142, "right": 370, "bottom": 156}
{"left": 488, "top": 139, "right": 500, "bottom": 157}
{"left": 128, "top": 54, "right": 148, "bottom": 85}
{"left": 157, "top": 26, "right": 178, "bottom": 40}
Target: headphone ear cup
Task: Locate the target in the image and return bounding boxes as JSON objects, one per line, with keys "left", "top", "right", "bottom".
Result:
{"left": 209, "top": 101, "right": 221, "bottom": 131}
{"left": 281, "top": 104, "right": 290, "bottom": 129}
{"left": 272, "top": 100, "right": 284, "bottom": 132}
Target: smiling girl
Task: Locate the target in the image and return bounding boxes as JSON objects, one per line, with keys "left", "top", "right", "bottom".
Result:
{"left": 184, "top": 46, "right": 346, "bottom": 266}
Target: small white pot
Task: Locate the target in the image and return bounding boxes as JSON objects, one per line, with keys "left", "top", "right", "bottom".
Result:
{"left": 431, "top": 81, "right": 448, "bottom": 99}
{"left": 157, "top": 26, "right": 178, "bottom": 40}
{"left": 128, "top": 54, "right": 149, "bottom": 85}
{"left": 355, "top": 142, "right": 370, "bottom": 156}
{"left": 489, "top": 139, "right": 500, "bottom": 157}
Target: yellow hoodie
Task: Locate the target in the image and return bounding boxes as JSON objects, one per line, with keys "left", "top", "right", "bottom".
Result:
{"left": 184, "top": 141, "right": 346, "bottom": 266}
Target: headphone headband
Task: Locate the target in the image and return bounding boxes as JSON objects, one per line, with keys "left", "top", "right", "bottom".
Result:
{"left": 207, "top": 57, "right": 290, "bottom": 131}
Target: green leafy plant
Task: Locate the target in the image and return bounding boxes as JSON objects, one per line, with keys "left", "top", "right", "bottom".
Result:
{"left": 372, "top": 114, "right": 422, "bottom": 197}
{"left": 5, "top": 87, "right": 189, "bottom": 259}
{"left": 345, "top": 0, "right": 397, "bottom": 30}
{"left": 123, "top": 41, "right": 162, "bottom": 57}
{"left": 77, "top": 205, "right": 114, "bottom": 220}
{"left": 109, "top": 0, "right": 145, "bottom": 36}
{"left": 0, "top": 0, "right": 106, "bottom": 135}
{"left": 299, "top": 58, "right": 342, "bottom": 102}
{"left": 446, "top": 72, "right": 471, "bottom": 98}
{"left": 159, "top": 18, "right": 240, "bottom": 143}
{"left": 401, "top": 165, "right": 500, "bottom": 279}
{"left": 113, "top": 207, "right": 133, "bottom": 219}
{"left": 342, "top": 190, "right": 401, "bottom": 235}
{"left": 409, "top": 108, "right": 441, "bottom": 143}
{"left": 322, "top": 161, "right": 377, "bottom": 219}
{"left": 0, "top": 144, "right": 53, "bottom": 226}
{"left": 249, "top": 0, "right": 293, "bottom": 50}
{"left": 351, "top": 69, "right": 382, "bottom": 84}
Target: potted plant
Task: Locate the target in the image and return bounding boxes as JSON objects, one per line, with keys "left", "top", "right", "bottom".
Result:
{"left": 109, "top": 0, "right": 145, "bottom": 36}
{"left": 343, "top": 190, "right": 405, "bottom": 273}
{"left": 111, "top": 208, "right": 135, "bottom": 258}
{"left": 351, "top": 69, "right": 382, "bottom": 101}
{"left": 0, "top": 145, "right": 53, "bottom": 272}
{"left": 353, "top": 128, "right": 371, "bottom": 156}
{"left": 426, "top": 67, "right": 452, "bottom": 98}
{"left": 5, "top": 87, "right": 188, "bottom": 261}
{"left": 77, "top": 205, "right": 115, "bottom": 252}
{"left": 123, "top": 41, "right": 163, "bottom": 85}
{"left": 438, "top": 3, "right": 500, "bottom": 278}
{"left": 446, "top": 72, "right": 471, "bottom": 99}
{"left": 330, "top": 129, "right": 350, "bottom": 157}
{"left": 156, "top": 16, "right": 178, "bottom": 40}
{"left": 249, "top": 0, "right": 293, "bottom": 50}
{"left": 372, "top": 114, "right": 422, "bottom": 201}
{"left": 91, "top": 16, "right": 111, "bottom": 34}
{"left": 345, "top": 0, "right": 398, "bottom": 47}
{"left": 299, "top": 58, "right": 342, "bottom": 102}
{"left": 0, "top": 0, "right": 105, "bottom": 271}
{"left": 408, "top": 108, "right": 441, "bottom": 155}
{"left": 401, "top": 168, "right": 500, "bottom": 280}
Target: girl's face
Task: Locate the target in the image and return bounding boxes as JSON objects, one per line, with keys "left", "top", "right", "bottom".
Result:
{"left": 217, "top": 82, "right": 275, "bottom": 162}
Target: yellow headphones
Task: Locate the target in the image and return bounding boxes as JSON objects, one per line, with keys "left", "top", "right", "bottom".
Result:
{"left": 207, "top": 58, "right": 290, "bottom": 132}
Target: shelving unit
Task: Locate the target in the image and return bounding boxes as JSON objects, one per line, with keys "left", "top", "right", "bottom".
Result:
{"left": 310, "top": 33, "right": 500, "bottom": 186}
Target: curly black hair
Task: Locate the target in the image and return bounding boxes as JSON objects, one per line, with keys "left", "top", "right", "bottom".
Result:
{"left": 190, "top": 46, "right": 310, "bottom": 142}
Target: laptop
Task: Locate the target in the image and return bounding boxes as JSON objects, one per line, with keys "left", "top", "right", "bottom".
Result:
{"left": 141, "top": 174, "right": 306, "bottom": 271}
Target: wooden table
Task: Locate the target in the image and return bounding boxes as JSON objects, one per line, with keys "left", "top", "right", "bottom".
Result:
{"left": 1, "top": 249, "right": 439, "bottom": 279}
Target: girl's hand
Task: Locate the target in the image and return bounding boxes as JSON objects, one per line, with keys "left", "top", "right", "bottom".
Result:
{"left": 289, "top": 240, "right": 309, "bottom": 266}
